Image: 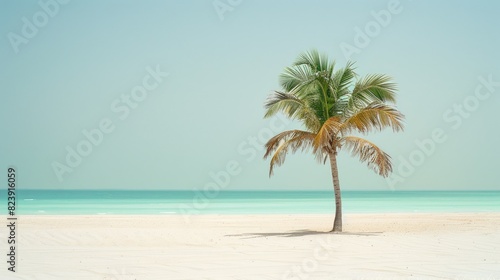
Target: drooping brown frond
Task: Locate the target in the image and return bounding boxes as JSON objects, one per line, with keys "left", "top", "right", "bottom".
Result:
{"left": 264, "top": 130, "right": 319, "bottom": 176}
{"left": 264, "top": 130, "right": 308, "bottom": 158}
{"left": 341, "top": 102, "right": 404, "bottom": 134}
{"left": 313, "top": 116, "right": 343, "bottom": 153}
{"left": 341, "top": 136, "right": 392, "bottom": 177}
{"left": 267, "top": 140, "right": 293, "bottom": 177}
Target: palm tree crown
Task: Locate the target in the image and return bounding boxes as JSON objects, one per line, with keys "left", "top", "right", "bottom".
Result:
{"left": 263, "top": 50, "right": 405, "bottom": 232}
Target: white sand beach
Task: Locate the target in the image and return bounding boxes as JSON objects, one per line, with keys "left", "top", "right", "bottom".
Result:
{"left": 2, "top": 213, "right": 500, "bottom": 280}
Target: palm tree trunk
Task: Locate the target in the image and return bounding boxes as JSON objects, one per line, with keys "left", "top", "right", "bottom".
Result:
{"left": 329, "top": 152, "right": 342, "bottom": 232}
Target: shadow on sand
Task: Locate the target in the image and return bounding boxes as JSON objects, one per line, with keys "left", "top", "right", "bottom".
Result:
{"left": 225, "top": 230, "right": 382, "bottom": 239}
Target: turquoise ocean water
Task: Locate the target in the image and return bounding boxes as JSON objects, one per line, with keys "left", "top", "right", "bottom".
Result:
{"left": 2, "top": 190, "right": 500, "bottom": 215}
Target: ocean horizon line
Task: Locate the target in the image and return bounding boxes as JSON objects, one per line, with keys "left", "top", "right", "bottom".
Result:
{"left": 13, "top": 189, "right": 500, "bottom": 192}
{"left": 3, "top": 189, "right": 500, "bottom": 216}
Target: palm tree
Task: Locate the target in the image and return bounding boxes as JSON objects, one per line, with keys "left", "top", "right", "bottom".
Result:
{"left": 263, "top": 50, "right": 404, "bottom": 232}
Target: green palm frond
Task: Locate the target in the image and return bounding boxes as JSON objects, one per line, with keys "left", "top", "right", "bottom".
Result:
{"left": 346, "top": 74, "right": 397, "bottom": 114}
{"left": 279, "top": 65, "right": 316, "bottom": 92}
{"left": 264, "top": 91, "right": 321, "bottom": 131}
{"left": 293, "top": 49, "right": 332, "bottom": 73}
{"left": 264, "top": 91, "right": 304, "bottom": 118}
{"left": 332, "top": 61, "right": 356, "bottom": 93}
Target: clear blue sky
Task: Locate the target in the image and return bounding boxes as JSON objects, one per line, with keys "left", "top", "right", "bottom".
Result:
{"left": 1, "top": 0, "right": 499, "bottom": 191}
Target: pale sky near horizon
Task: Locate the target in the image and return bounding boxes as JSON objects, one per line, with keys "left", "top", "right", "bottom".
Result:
{"left": 1, "top": 0, "right": 499, "bottom": 191}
